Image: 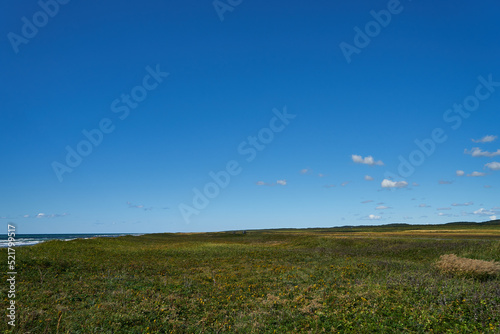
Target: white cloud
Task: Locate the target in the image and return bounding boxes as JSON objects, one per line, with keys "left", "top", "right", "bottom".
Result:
{"left": 485, "top": 162, "right": 500, "bottom": 171}
{"left": 473, "top": 208, "right": 495, "bottom": 216}
{"left": 472, "top": 135, "right": 497, "bottom": 143}
{"left": 36, "top": 213, "right": 69, "bottom": 218}
{"left": 418, "top": 204, "right": 430, "bottom": 208}
{"left": 412, "top": 182, "right": 419, "bottom": 186}
{"left": 300, "top": 168, "right": 311, "bottom": 174}
{"left": 352, "top": 155, "right": 384, "bottom": 166}
{"left": 438, "top": 212, "right": 452, "bottom": 217}
{"left": 376, "top": 206, "right": 390, "bottom": 210}
{"left": 361, "top": 200, "right": 373, "bottom": 204}
{"left": 341, "top": 181, "right": 350, "bottom": 187}
{"left": 452, "top": 202, "right": 473, "bottom": 207}
{"left": 318, "top": 173, "right": 325, "bottom": 177}
{"left": 127, "top": 201, "right": 144, "bottom": 209}
{"left": 257, "top": 180, "right": 287, "bottom": 186}
{"left": 490, "top": 215, "right": 497, "bottom": 220}
{"left": 367, "top": 214, "right": 381, "bottom": 220}
{"left": 364, "top": 175, "right": 374, "bottom": 181}
{"left": 381, "top": 179, "right": 408, "bottom": 188}
{"left": 484, "top": 185, "right": 492, "bottom": 188}
{"left": 456, "top": 170, "right": 465, "bottom": 176}
{"left": 464, "top": 147, "right": 500, "bottom": 157}
{"left": 467, "top": 171, "right": 486, "bottom": 177}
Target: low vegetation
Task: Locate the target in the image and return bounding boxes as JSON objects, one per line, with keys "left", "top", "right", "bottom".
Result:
{"left": 1, "top": 222, "right": 500, "bottom": 333}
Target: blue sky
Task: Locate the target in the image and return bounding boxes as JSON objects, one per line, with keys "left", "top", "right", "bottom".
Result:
{"left": 1, "top": 0, "right": 499, "bottom": 233}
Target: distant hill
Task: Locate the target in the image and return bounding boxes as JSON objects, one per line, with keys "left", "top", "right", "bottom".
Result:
{"left": 329, "top": 219, "right": 500, "bottom": 231}
{"left": 444, "top": 219, "right": 500, "bottom": 226}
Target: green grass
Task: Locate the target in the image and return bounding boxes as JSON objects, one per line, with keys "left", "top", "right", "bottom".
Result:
{"left": 1, "top": 224, "right": 500, "bottom": 333}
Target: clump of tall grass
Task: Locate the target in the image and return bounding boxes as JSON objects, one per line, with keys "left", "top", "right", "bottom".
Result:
{"left": 435, "top": 254, "right": 500, "bottom": 279}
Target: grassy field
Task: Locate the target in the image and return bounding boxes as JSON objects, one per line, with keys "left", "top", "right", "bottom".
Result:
{"left": 2, "top": 222, "right": 500, "bottom": 333}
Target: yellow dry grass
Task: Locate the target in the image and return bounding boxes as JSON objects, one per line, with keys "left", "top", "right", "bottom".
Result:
{"left": 434, "top": 254, "right": 500, "bottom": 277}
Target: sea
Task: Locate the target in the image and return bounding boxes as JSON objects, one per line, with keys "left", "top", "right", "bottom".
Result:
{"left": 0, "top": 233, "right": 142, "bottom": 248}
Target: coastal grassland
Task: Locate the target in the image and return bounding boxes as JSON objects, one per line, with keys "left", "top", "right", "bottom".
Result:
{"left": 1, "top": 224, "right": 500, "bottom": 333}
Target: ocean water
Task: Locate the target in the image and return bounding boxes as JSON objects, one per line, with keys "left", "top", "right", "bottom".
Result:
{"left": 0, "top": 233, "right": 139, "bottom": 248}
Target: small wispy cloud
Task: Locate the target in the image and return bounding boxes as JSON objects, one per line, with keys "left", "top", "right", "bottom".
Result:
{"left": 412, "top": 182, "right": 419, "bottom": 186}
{"left": 437, "top": 207, "right": 451, "bottom": 210}
{"left": 361, "top": 200, "right": 373, "bottom": 204}
{"left": 256, "top": 180, "right": 287, "bottom": 186}
{"left": 375, "top": 206, "right": 390, "bottom": 210}
{"left": 323, "top": 184, "right": 336, "bottom": 188}
{"left": 381, "top": 179, "right": 408, "bottom": 188}
{"left": 464, "top": 147, "right": 500, "bottom": 157}
{"left": 456, "top": 170, "right": 465, "bottom": 176}
{"left": 438, "top": 180, "right": 453, "bottom": 185}
{"left": 419, "top": 204, "right": 430, "bottom": 208}
{"left": 364, "top": 175, "right": 374, "bottom": 181}
{"left": 127, "top": 201, "right": 145, "bottom": 209}
{"left": 341, "top": 181, "right": 350, "bottom": 187}
{"left": 366, "top": 214, "right": 381, "bottom": 220}
{"left": 36, "top": 213, "right": 69, "bottom": 218}
{"left": 451, "top": 202, "right": 473, "bottom": 207}
{"left": 472, "top": 135, "right": 497, "bottom": 143}
{"left": 300, "top": 168, "right": 325, "bottom": 177}
{"left": 484, "top": 185, "right": 492, "bottom": 188}
{"left": 485, "top": 162, "right": 500, "bottom": 171}
{"left": 473, "top": 208, "right": 496, "bottom": 216}
{"left": 276, "top": 180, "right": 287, "bottom": 186}
{"left": 126, "top": 201, "right": 156, "bottom": 211}
{"left": 352, "top": 155, "right": 384, "bottom": 166}
{"left": 467, "top": 171, "right": 486, "bottom": 177}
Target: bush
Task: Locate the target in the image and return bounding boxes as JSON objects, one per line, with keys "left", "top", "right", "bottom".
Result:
{"left": 435, "top": 254, "right": 500, "bottom": 279}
